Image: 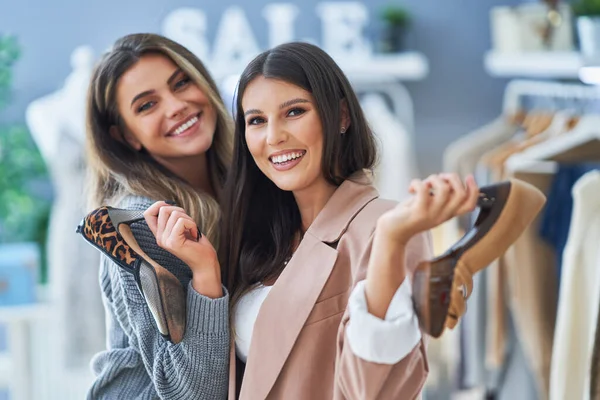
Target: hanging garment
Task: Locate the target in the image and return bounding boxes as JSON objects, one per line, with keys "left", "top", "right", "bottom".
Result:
{"left": 443, "top": 116, "right": 521, "bottom": 178}
{"left": 441, "top": 117, "right": 521, "bottom": 391}
{"left": 482, "top": 156, "right": 557, "bottom": 400}
{"left": 591, "top": 295, "right": 600, "bottom": 400}
{"left": 491, "top": 313, "right": 540, "bottom": 400}
{"left": 443, "top": 115, "right": 520, "bottom": 232}
{"left": 550, "top": 170, "right": 600, "bottom": 400}
{"left": 361, "top": 93, "right": 419, "bottom": 202}
{"left": 501, "top": 172, "right": 557, "bottom": 400}
{"left": 467, "top": 163, "right": 539, "bottom": 400}
{"left": 539, "top": 164, "right": 600, "bottom": 287}
{"left": 455, "top": 164, "right": 495, "bottom": 390}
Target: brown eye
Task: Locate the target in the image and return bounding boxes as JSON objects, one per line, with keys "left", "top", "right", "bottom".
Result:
{"left": 247, "top": 116, "right": 265, "bottom": 125}
{"left": 287, "top": 108, "right": 306, "bottom": 117}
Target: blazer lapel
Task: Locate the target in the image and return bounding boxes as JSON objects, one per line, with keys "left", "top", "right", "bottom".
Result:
{"left": 239, "top": 234, "right": 338, "bottom": 399}
{"left": 237, "top": 171, "right": 380, "bottom": 399}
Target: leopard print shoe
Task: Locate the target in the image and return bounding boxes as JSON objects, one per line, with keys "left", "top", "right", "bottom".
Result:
{"left": 76, "top": 206, "right": 186, "bottom": 344}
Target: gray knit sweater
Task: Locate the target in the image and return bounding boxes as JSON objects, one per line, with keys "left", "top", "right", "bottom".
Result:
{"left": 87, "top": 196, "right": 230, "bottom": 400}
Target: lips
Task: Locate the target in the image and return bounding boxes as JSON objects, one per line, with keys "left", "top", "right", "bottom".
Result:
{"left": 269, "top": 150, "right": 306, "bottom": 165}
{"left": 167, "top": 112, "right": 202, "bottom": 137}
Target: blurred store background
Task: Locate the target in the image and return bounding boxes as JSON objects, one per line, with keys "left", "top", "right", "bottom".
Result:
{"left": 1, "top": 0, "right": 600, "bottom": 399}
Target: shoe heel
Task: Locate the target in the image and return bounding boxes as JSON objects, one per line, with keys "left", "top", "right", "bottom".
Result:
{"left": 138, "top": 263, "right": 170, "bottom": 337}
{"left": 155, "top": 267, "right": 186, "bottom": 344}
{"left": 139, "top": 262, "right": 186, "bottom": 343}
{"left": 413, "top": 254, "right": 456, "bottom": 338}
{"left": 117, "top": 221, "right": 187, "bottom": 344}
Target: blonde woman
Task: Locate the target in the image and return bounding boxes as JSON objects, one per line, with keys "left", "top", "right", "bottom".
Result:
{"left": 85, "top": 33, "right": 233, "bottom": 399}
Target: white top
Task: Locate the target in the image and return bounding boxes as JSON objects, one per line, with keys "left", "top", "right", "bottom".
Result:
{"left": 233, "top": 277, "right": 421, "bottom": 365}
{"left": 233, "top": 284, "right": 272, "bottom": 363}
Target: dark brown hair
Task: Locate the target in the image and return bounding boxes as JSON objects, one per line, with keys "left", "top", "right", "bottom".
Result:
{"left": 220, "top": 42, "right": 377, "bottom": 304}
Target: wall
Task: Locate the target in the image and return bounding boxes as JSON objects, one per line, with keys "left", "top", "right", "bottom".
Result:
{"left": 0, "top": 0, "right": 522, "bottom": 176}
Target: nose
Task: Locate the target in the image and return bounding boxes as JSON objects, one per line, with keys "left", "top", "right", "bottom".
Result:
{"left": 165, "top": 93, "right": 188, "bottom": 119}
{"left": 266, "top": 121, "right": 287, "bottom": 146}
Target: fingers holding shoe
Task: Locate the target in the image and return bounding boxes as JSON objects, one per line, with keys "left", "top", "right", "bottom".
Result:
{"left": 380, "top": 173, "right": 479, "bottom": 244}
{"left": 143, "top": 201, "right": 218, "bottom": 274}
{"left": 419, "top": 173, "right": 478, "bottom": 220}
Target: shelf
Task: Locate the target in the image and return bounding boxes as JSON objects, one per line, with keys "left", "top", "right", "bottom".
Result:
{"left": 484, "top": 51, "right": 583, "bottom": 79}
{"left": 0, "top": 303, "right": 54, "bottom": 323}
{"left": 335, "top": 51, "right": 429, "bottom": 82}
{"left": 212, "top": 51, "right": 429, "bottom": 83}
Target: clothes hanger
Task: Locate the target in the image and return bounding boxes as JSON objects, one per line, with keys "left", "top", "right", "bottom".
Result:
{"left": 503, "top": 80, "right": 600, "bottom": 118}
{"left": 505, "top": 113, "right": 600, "bottom": 174}
{"left": 498, "top": 79, "right": 600, "bottom": 174}
{"left": 491, "top": 95, "right": 564, "bottom": 172}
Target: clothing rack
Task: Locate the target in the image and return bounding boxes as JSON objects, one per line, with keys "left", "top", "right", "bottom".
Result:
{"left": 502, "top": 80, "right": 600, "bottom": 174}
{"left": 353, "top": 81, "right": 415, "bottom": 137}
{"left": 503, "top": 79, "right": 600, "bottom": 116}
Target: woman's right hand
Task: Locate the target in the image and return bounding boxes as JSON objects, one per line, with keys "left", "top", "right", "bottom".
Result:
{"left": 144, "top": 201, "right": 223, "bottom": 298}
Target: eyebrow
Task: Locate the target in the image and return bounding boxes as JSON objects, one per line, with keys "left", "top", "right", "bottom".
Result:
{"left": 130, "top": 68, "right": 183, "bottom": 107}
{"left": 243, "top": 98, "right": 310, "bottom": 117}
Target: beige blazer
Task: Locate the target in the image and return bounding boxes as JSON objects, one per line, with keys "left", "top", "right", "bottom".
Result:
{"left": 229, "top": 173, "right": 433, "bottom": 400}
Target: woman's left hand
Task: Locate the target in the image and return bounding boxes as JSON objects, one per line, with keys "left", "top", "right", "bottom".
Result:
{"left": 365, "top": 173, "right": 479, "bottom": 318}
{"left": 376, "top": 173, "right": 479, "bottom": 246}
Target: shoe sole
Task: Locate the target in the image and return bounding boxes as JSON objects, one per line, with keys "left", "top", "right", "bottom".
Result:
{"left": 118, "top": 223, "right": 186, "bottom": 344}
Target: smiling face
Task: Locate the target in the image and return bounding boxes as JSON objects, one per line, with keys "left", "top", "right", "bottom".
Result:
{"left": 242, "top": 76, "right": 334, "bottom": 195}
{"left": 114, "top": 53, "right": 217, "bottom": 166}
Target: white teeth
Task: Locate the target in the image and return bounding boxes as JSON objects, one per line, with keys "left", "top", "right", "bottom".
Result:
{"left": 271, "top": 152, "right": 304, "bottom": 164}
{"left": 173, "top": 115, "right": 198, "bottom": 136}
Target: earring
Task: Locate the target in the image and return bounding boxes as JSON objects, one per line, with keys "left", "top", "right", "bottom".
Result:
{"left": 340, "top": 127, "right": 346, "bottom": 134}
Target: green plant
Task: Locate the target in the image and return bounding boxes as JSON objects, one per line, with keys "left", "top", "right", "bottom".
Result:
{"left": 0, "top": 35, "right": 20, "bottom": 108}
{"left": 572, "top": 0, "right": 600, "bottom": 17}
{"left": 0, "top": 34, "right": 51, "bottom": 282}
{"left": 380, "top": 4, "right": 411, "bottom": 28}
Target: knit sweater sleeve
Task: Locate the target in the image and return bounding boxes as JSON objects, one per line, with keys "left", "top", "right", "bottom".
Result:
{"left": 87, "top": 196, "right": 230, "bottom": 400}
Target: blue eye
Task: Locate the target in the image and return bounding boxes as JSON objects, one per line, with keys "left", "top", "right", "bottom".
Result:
{"left": 137, "top": 101, "right": 156, "bottom": 113}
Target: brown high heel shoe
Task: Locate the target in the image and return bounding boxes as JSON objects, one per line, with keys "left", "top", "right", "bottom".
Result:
{"left": 412, "top": 179, "right": 546, "bottom": 338}
{"left": 76, "top": 206, "right": 187, "bottom": 344}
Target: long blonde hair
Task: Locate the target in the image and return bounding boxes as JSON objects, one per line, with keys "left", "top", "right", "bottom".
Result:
{"left": 86, "top": 33, "right": 233, "bottom": 246}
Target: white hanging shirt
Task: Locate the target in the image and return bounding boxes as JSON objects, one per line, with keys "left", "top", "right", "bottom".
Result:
{"left": 550, "top": 170, "right": 600, "bottom": 400}
{"left": 361, "top": 93, "right": 419, "bottom": 203}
